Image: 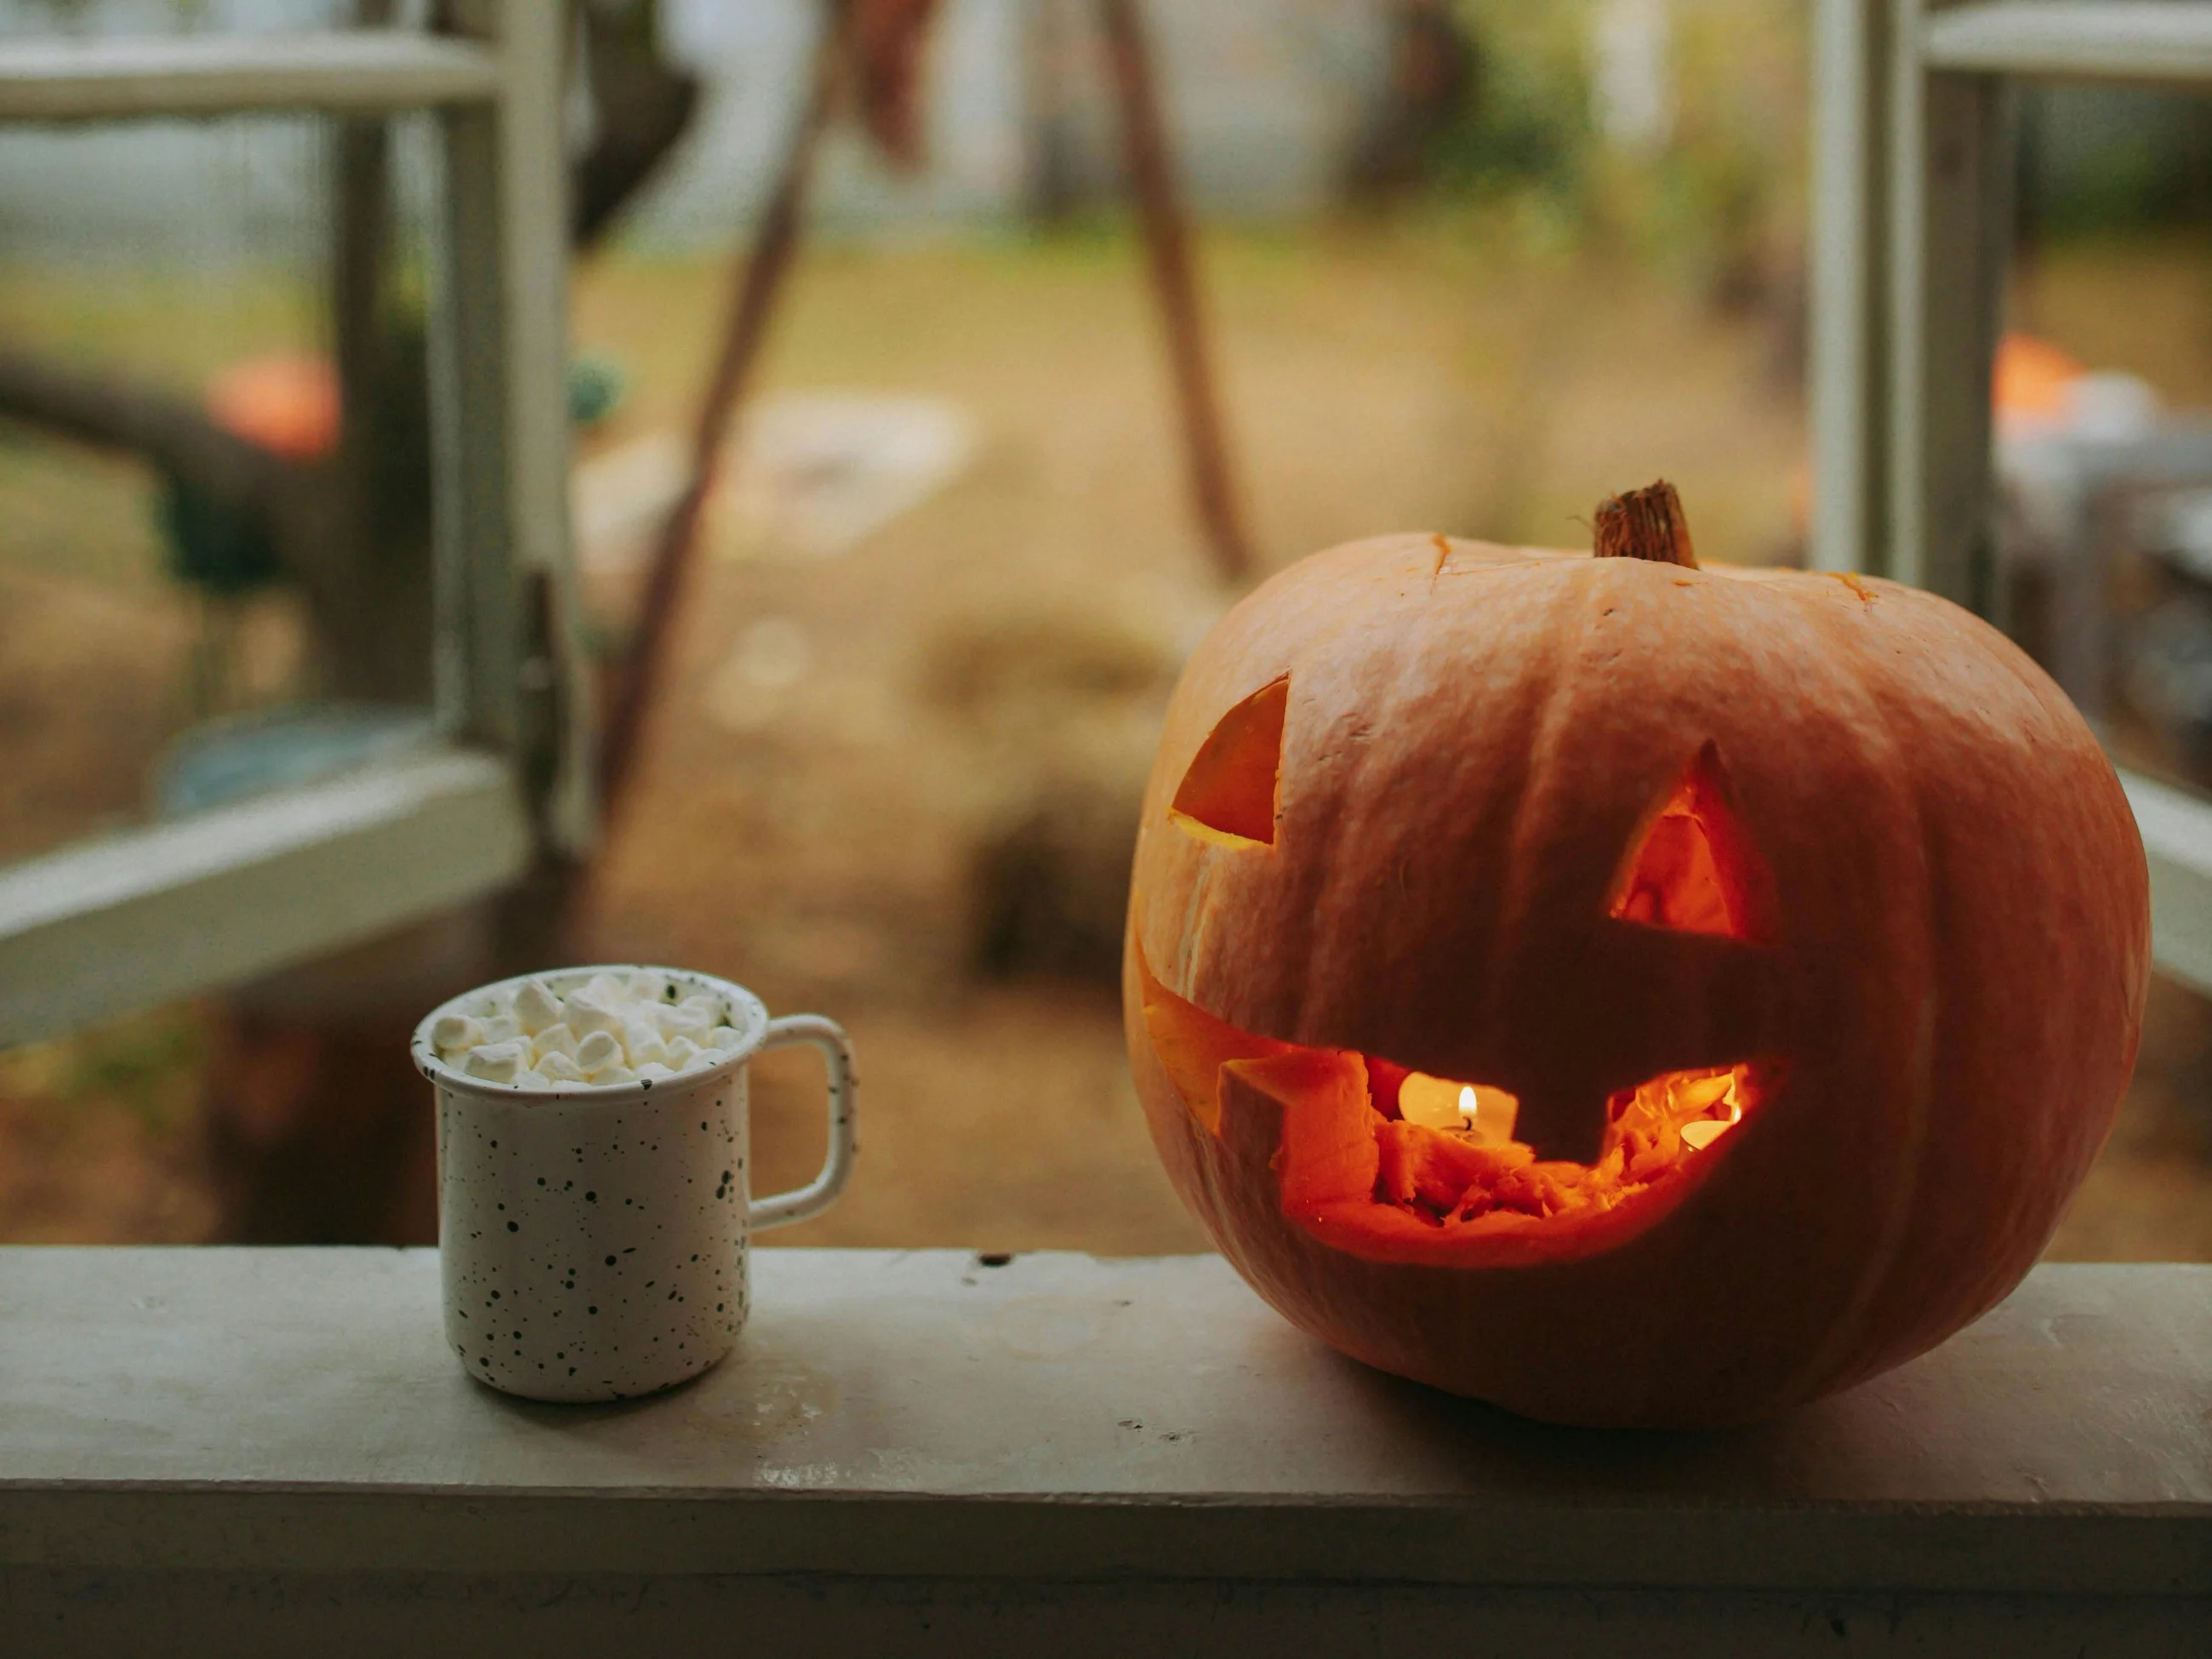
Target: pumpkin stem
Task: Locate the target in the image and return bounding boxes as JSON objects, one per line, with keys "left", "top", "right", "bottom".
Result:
{"left": 1594, "top": 481, "right": 1698, "bottom": 569}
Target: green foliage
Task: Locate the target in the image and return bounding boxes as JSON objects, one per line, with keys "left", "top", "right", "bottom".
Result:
{"left": 568, "top": 354, "right": 628, "bottom": 429}
{"left": 0, "top": 1005, "right": 208, "bottom": 1133}
{"left": 1434, "top": 2, "right": 1598, "bottom": 208}
{"left": 158, "top": 470, "right": 284, "bottom": 597}
{"left": 1417, "top": 1, "right": 1808, "bottom": 302}
{"left": 2021, "top": 86, "right": 2212, "bottom": 240}
{"left": 1626, "top": 0, "right": 1807, "bottom": 299}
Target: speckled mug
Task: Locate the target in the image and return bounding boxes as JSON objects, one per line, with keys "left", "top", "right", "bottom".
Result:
{"left": 413, "top": 966, "right": 856, "bottom": 1403}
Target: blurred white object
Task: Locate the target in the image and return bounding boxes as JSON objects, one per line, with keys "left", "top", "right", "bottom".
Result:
{"left": 1591, "top": 0, "right": 1673, "bottom": 152}
{"left": 1985, "top": 337, "right": 2212, "bottom": 721}
{"left": 1993, "top": 373, "right": 2160, "bottom": 556}
{"left": 723, "top": 391, "right": 979, "bottom": 562}
{"left": 573, "top": 392, "right": 978, "bottom": 573}
{"left": 2149, "top": 490, "right": 2212, "bottom": 586}
{"left": 572, "top": 430, "right": 689, "bottom": 563}
{"left": 705, "top": 616, "right": 817, "bottom": 733}
{"left": 2065, "top": 372, "right": 2163, "bottom": 445}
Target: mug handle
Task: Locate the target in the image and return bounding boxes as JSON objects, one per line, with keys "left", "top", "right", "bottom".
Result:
{"left": 749, "top": 1013, "right": 858, "bottom": 1231}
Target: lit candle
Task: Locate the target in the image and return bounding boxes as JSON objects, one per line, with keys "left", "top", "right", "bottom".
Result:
{"left": 1398, "top": 1072, "right": 1519, "bottom": 1145}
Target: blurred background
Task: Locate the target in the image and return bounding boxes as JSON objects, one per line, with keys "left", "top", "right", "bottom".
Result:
{"left": 0, "top": 0, "right": 2206, "bottom": 1260}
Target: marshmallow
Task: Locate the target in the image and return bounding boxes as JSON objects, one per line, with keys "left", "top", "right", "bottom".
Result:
{"left": 442, "top": 972, "right": 735, "bottom": 1092}
{"left": 430, "top": 1013, "right": 483, "bottom": 1053}
{"left": 657, "top": 1005, "right": 712, "bottom": 1041}
{"left": 465, "top": 1040, "right": 529, "bottom": 1083}
{"left": 513, "top": 980, "right": 563, "bottom": 1036}
{"left": 562, "top": 988, "right": 624, "bottom": 1038}
{"left": 532, "top": 1023, "right": 579, "bottom": 1063}
{"left": 623, "top": 1018, "right": 671, "bottom": 1070}
{"left": 575, "top": 1029, "right": 624, "bottom": 1074}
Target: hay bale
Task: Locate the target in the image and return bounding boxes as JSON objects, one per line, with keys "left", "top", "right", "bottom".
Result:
{"left": 920, "top": 601, "right": 1200, "bottom": 984}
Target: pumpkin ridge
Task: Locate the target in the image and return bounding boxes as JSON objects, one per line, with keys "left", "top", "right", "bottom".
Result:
{"left": 1763, "top": 579, "right": 1946, "bottom": 1407}
{"left": 1295, "top": 577, "right": 1519, "bottom": 1055}
{"left": 1172, "top": 852, "right": 1225, "bottom": 998}
{"left": 1487, "top": 562, "right": 1673, "bottom": 1160}
{"left": 1798, "top": 592, "right": 2143, "bottom": 1395}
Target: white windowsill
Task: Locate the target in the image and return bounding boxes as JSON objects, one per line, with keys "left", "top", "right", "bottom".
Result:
{"left": 0, "top": 1247, "right": 2205, "bottom": 1651}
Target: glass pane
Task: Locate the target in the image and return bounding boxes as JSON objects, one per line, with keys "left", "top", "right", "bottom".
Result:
{"left": 1992, "top": 79, "right": 2212, "bottom": 1261}
{"left": 1995, "top": 83, "right": 2212, "bottom": 788}
{"left": 0, "top": 6, "right": 459, "bottom": 1250}
{"left": 0, "top": 80, "right": 442, "bottom": 869}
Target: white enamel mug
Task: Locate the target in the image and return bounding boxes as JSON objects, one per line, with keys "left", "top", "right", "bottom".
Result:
{"left": 412, "top": 966, "right": 856, "bottom": 1402}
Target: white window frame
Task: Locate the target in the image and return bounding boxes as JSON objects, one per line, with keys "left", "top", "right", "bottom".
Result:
{"left": 1812, "top": 0, "right": 2212, "bottom": 995}
{"left": 0, "top": 3, "right": 592, "bottom": 1046}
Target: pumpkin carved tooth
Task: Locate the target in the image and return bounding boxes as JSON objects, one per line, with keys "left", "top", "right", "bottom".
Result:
{"left": 1123, "top": 482, "right": 2149, "bottom": 1427}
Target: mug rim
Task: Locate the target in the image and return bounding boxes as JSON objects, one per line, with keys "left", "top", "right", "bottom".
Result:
{"left": 412, "top": 963, "right": 770, "bottom": 1106}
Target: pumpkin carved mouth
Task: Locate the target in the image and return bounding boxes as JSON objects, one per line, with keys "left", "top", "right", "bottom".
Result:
{"left": 1134, "top": 942, "right": 1775, "bottom": 1263}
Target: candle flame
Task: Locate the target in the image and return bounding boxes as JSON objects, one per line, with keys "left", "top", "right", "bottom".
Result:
{"left": 1457, "top": 1085, "right": 1477, "bottom": 1119}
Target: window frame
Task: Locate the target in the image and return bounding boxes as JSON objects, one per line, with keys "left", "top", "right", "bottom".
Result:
{"left": 0, "top": 3, "right": 590, "bottom": 1048}
{"left": 1812, "top": 0, "right": 2212, "bottom": 995}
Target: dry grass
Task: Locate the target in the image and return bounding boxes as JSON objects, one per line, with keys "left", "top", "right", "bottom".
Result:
{"left": 0, "top": 1005, "right": 217, "bottom": 1243}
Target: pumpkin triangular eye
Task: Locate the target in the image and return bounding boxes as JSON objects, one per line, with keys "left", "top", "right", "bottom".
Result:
{"left": 1171, "top": 676, "right": 1289, "bottom": 847}
{"left": 1609, "top": 744, "right": 1772, "bottom": 942}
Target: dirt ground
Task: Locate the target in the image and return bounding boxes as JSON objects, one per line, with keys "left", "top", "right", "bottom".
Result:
{"left": 3, "top": 225, "right": 2209, "bottom": 1259}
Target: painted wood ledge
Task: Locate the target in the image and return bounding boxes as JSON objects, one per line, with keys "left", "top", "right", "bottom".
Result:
{"left": 0, "top": 1248, "right": 2205, "bottom": 1652}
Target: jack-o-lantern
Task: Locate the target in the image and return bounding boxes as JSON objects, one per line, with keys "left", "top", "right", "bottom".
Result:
{"left": 1124, "top": 483, "right": 2148, "bottom": 1428}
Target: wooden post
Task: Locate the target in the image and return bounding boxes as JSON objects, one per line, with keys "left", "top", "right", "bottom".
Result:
{"left": 1098, "top": 0, "right": 1256, "bottom": 585}
{"left": 595, "top": 11, "right": 843, "bottom": 821}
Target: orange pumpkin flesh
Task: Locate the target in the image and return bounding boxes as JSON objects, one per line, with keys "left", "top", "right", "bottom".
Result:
{"left": 1124, "top": 488, "right": 2150, "bottom": 1428}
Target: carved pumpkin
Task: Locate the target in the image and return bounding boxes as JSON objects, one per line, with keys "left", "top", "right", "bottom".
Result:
{"left": 1124, "top": 484, "right": 2149, "bottom": 1428}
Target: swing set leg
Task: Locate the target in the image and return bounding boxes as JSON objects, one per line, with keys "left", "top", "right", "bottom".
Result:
{"left": 1100, "top": 0, "right": 1257, "bottom": 585}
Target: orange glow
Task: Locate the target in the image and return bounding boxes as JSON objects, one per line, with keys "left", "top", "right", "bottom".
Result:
{"left": 1170, "top": 676, "right": 1289, "bottom": 847}
{"left": 1134, "top": 947, "right": 1764, "bottom": 1240}
{"left": 1609, "top": 745, "right": 1773, "bottom": 943}
{"left": 1993, "top": 331, "right": 2084, "bottom": 422}
{"left": 206, "top": 354, "right": 340, "bottom": 461}
{"left": 1612, "top": 780, "right": 1734, "bottom": 935}
{"left": 1374, "top": 1064, "right": 1748, "bottom": 1225}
